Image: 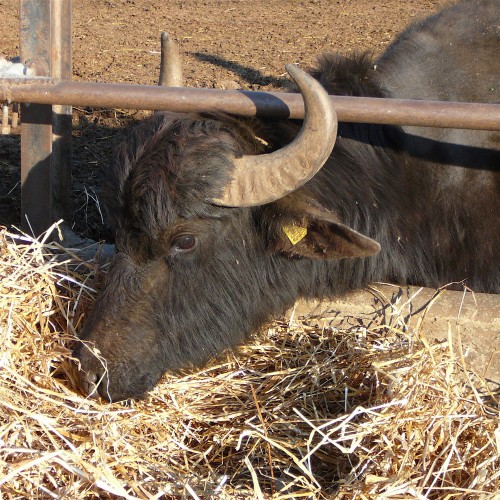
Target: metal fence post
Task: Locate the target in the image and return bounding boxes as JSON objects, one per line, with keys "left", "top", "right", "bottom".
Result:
{"left": 20, "top": 0, "right": 72, "bottom": 236}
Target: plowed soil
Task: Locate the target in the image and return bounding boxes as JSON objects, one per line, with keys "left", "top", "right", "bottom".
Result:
{"left": 0, "top": 0, "right": 444, "bottom": 240}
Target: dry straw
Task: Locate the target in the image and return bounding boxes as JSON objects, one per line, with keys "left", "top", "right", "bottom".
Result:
{"left": 0, "top": 224, "right": 498, "bottom": 498}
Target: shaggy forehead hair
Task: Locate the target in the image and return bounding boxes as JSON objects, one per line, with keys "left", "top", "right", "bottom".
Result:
{"left": 103, "top": 111, "right": 266, "bottom": 241}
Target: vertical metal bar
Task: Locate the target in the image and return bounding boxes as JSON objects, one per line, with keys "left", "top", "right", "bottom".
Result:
{"left": 1, "top": 103, "right": 10, "bottom": 134}
{"left": 20, "top": 0, "right": 53, "bottom": 235}
{"left": 11, "top": 103, "right": 19, "bottom": 129}
{"left": 51, "top": 0, "right": 72, "bottom": 224}
{"left": 20, "top": 0, "right": 72, "bottom": 236}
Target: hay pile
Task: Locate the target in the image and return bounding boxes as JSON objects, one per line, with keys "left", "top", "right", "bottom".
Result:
{"left": 0, "top": 225, "right": 498, "bottom": 498}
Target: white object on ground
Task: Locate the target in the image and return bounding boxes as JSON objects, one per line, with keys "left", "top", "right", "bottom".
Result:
{"left": 0, "top": 57, "right": 34, "bottom": 78}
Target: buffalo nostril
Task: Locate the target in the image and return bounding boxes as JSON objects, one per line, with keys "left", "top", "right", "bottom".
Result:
{"left": 86, "top": 371, "right": 98, "bottom": 384}
{"left": 73, "top": 341, "right": 111, "bottom": 400}
{"left": 79, "top": 370, "right": 102, "bottom": 399}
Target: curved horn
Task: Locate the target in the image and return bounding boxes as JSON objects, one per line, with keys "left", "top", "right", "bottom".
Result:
{"left": 159, "top": 32, "right": 183, "bottom": 87}
{"left": 211, "top": 63, "right": 338, "bottom": 207}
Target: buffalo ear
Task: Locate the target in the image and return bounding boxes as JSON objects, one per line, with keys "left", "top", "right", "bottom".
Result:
{"left": 263, "top": 196, "right": 381, "bottom": 260}
{"left": 274, "top": 218, "right": 381, "bottom": 259}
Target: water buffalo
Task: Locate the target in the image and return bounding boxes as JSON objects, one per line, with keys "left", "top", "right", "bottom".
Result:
{"left": 74, "top": 0, "right": 499, "bottom": 401}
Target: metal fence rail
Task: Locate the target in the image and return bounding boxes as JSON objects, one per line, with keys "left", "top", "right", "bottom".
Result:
{"left": 2, "top": 78, "right": 500, "bottom": 131}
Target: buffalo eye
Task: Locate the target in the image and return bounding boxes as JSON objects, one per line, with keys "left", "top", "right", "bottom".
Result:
{"left": 172, "top": 235, "right": 197, "bottom": 253}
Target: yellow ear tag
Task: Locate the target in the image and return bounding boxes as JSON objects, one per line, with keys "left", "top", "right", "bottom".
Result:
{"left": 283, "top": 224, "right": 308, "bottom": 245}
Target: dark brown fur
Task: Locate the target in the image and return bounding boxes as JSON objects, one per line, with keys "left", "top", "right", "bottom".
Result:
{"left": 74, "top": 0, "right": 499, "bottom": 401}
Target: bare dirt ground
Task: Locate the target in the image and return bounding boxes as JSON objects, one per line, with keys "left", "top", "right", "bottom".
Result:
{"left": 0, "top": 0, "right": 445, "bottom": 240}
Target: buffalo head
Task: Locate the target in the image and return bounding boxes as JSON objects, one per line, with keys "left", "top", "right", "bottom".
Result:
{"left": 73, "top": 65, "right": 380, "bottom": 401}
